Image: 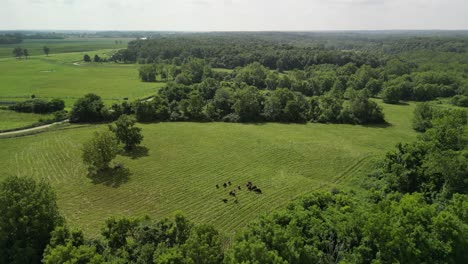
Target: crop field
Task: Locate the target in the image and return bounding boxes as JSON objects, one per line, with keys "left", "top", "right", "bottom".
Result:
{"left": 0, "top": 38, "right": 132, "bottom": 58}
{"left": 0, "top": 50, "right": 164, "bottom": 107}
{"left": 0, "top": 109, "right": 52, "bottom": 130}
{"left": 0, "top": 101, "right": 417, "bottom": 237}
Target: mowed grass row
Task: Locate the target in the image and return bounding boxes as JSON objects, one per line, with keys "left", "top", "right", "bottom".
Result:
{"left": 0, "top": 50, "right": 164, "bottom": 106}
{"left": 0, "top": 38, "right": 132, "bottom": 58}
{"left": 0, "top": 102, "right": 417, "bottom": 237}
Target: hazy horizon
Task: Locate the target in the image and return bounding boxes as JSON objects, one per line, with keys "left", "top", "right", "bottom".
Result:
{"left": 2, "top": 0, "right": 468, "bottom": 31}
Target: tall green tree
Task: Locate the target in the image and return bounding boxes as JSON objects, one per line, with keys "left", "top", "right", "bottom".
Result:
{"left": 0, "top": 176, "right": 63, "bottom": 264}
{"left": 109, "top": 114, "right": 144, "bottom": 151}
{"left": 82, "top": 130, "right": 119, "bottom": 173}
{"left": 12, "top": 47, "right": 23, "bottom": 58}
{"left": 43, "top": 46, "right": 50, "bottom": 56}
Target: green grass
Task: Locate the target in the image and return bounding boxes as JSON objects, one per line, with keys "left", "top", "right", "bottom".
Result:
{"left": 0, "top": 109, "right": 52, "bottom": 130}
{"left": 0, "top": 50, "right": 164, "bottom": 107}
{"left": 0, "top": 38, "right": 132, "bottom": 58}
{"left": 0, "top": 101, "right": 417, "bottom": 237}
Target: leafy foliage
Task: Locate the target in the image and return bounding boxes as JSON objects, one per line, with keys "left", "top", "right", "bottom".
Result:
{"left": 0, "top": 176, "right": 62, "bottom": 264}
{"left": 82, "top": 130, "right": 119, "bottom": 173}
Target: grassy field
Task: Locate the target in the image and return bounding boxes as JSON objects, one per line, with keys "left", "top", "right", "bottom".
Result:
{"left": 0, "top": 101, "right": 417, "bottom": 237}
{"left": 0, "top": 109, "right": 52, "bottom": 130}
{"left": 0, "top": 50, "right": 164, "bottom": 107}
{"left": 0, "top": 38, "right": 133, "bottom": 58}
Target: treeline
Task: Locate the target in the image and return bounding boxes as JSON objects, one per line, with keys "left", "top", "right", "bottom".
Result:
{"left": 1, "top": 106, "right": 466, "bottom": 263}
{"left": 0, "top": 33, "right": 23, "bottom": 44}
{"left": 70, "top": 57, "right": 386, "bottom": 125}
{"left": 8, "top": 98, "right": 65, "bottom": 114}
{"left": 111, "top": 34, "right": 385, "bottom": 70}
{"left": 381, "top": 70, "right": 465, "bottom": 104}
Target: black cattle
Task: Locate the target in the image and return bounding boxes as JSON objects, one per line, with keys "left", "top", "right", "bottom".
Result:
{"left": 216, "top": 184, "right": 219, "bottom": 189}
{"left": 223, "top": 183, "right": 227, "bottom": 188}
{"left": 222, "top": 198, "right": 228, "bottom": 203}
{"left": 228, "top": 181, "right": 231, "bottom": 185}
{"left": 229, "top": 191, "right": 236, "bottom": 197}
{"left": 254, "top": 188, "right": 262, "bottom": 194}
{"left": 237, "top": 185, "right": 241, "bottom": 190}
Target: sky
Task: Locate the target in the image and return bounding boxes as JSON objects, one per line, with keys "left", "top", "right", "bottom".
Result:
{"left": 1, "top": 0, "right": 468, "bottom": 31}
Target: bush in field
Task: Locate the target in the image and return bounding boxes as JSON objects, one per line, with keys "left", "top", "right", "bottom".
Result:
{"left": 83, "top": 54, "right": 91, "bottom": 62}
{"left": 0, "top": 176, "right": 63, "bottom": 264}
{"left": 82, "top": 130, "right": 119, "bottom": 173}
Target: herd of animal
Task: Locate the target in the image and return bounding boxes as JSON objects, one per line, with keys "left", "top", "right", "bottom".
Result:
{"left": 216, "top": 181, "right": 262, "bottom": 204}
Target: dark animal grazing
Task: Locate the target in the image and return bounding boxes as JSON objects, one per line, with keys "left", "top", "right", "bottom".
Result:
{"left": 222, "top": 198, "right": 228, "bottom": 203}
{"left": 123, "top": 97, "right": 129, "bottom": 100}
{"left": 254, "top": 188, "right": 262, "bottom": 194}
{"left": 237, "top": 185, "right": 241, "bottom": 190}
{"left": 229, "top": 190, "right": 236, "bottom": 197}
{"left": 251, "top": 185, "right": 258, "bottom": 190}
{"left": 216, "top": 184, "right": 219, "bottom": 189}
{"left": 114, "top": 163, "right": 124, "bottom": 169}
{"left": 223, "top": 183, "right": 227, "bottom": 188}
{"left": 228, "top": 181, "right": 231, "bottom": 185}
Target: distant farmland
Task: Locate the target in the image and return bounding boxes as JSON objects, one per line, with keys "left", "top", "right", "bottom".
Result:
{"left": 0, "top": 49, "right": 163, "bottom": 107}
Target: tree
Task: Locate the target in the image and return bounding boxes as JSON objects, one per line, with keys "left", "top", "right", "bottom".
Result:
{"left": 0, "top": 176, "right": 63, "bottom": 264}
{"left": 233, "top": 86, "right": 263, "bottom": 122}
{"left": 70, "top": 93, "right": 107, "bottom": 123}
{"left": 93, "top": 54, "right": 101, "bottom": 62}
{"left": 412, "top": 103, "right": 434, "bottom": 132}
{"left": 82, "top": 130, "right": 119, "bottom": 173}
{"left": 83, "top": 54, "right": 91, "bottom": 62}
{"left": 109, "top": 114, "right": 144, "bottom": 151}
{"left": 12, "top": 47, "right": 23, "bottom": 58}
{"left": 139, "top": 64, "right": 157, "bottom": 82}
{"left": 23, "top": 48, "right": 29, "bottom": 59}
{"left": 43, "top": 46, "right": 50, "bottom": 56}
{"left": 340, "top": 90, "right": 385, "bottom": 124}
{"left": 183, "top": 224, "right": 223, "bottom": 264}
{"left": 43, "top": 226, "right": 103, "bottom": 264}
{"left": 381, "top": 84, "right": 402, "bottom": 104}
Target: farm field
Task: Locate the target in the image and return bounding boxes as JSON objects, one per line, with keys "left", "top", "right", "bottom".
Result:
{"left": 0, "top": 101, "right": 417, "bottom": 237}
{"left": 0, "top": 49, "right": 164, "bottom": 107}
{"left": 0, "top": 38, "right": 132, "bottom": 58}
{"left": 0, "top": 109, "right": 52, "bottom": 130}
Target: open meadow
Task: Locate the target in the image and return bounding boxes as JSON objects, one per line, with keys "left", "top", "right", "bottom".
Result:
{"left": 0, "top": 49, "right": 164, "bottom": 107}
{"left": 0, "top": 109, "right": 52, "bottom": 130}
{"left": 0, "top": 101, "right": 417, "bottom": 237}
{"left": 0, "top": 37, "right": 132, "bottom": 58}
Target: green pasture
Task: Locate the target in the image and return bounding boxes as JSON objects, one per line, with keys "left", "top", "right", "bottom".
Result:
{"left": 0, "top": 101, "right": 417, "bottom": 237}
{"left": 0, "top": 38, "right": 133, "bottom": 58}
{"left": 0, "top": 50, "right": 164, "bottom": 107}
{"left": 0, "top": 109, "right": 52, "bottom": 130}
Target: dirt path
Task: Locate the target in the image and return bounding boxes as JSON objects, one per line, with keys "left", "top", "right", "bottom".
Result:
{"left": 0, "top": 119, "right": 69, "bottom": 136}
